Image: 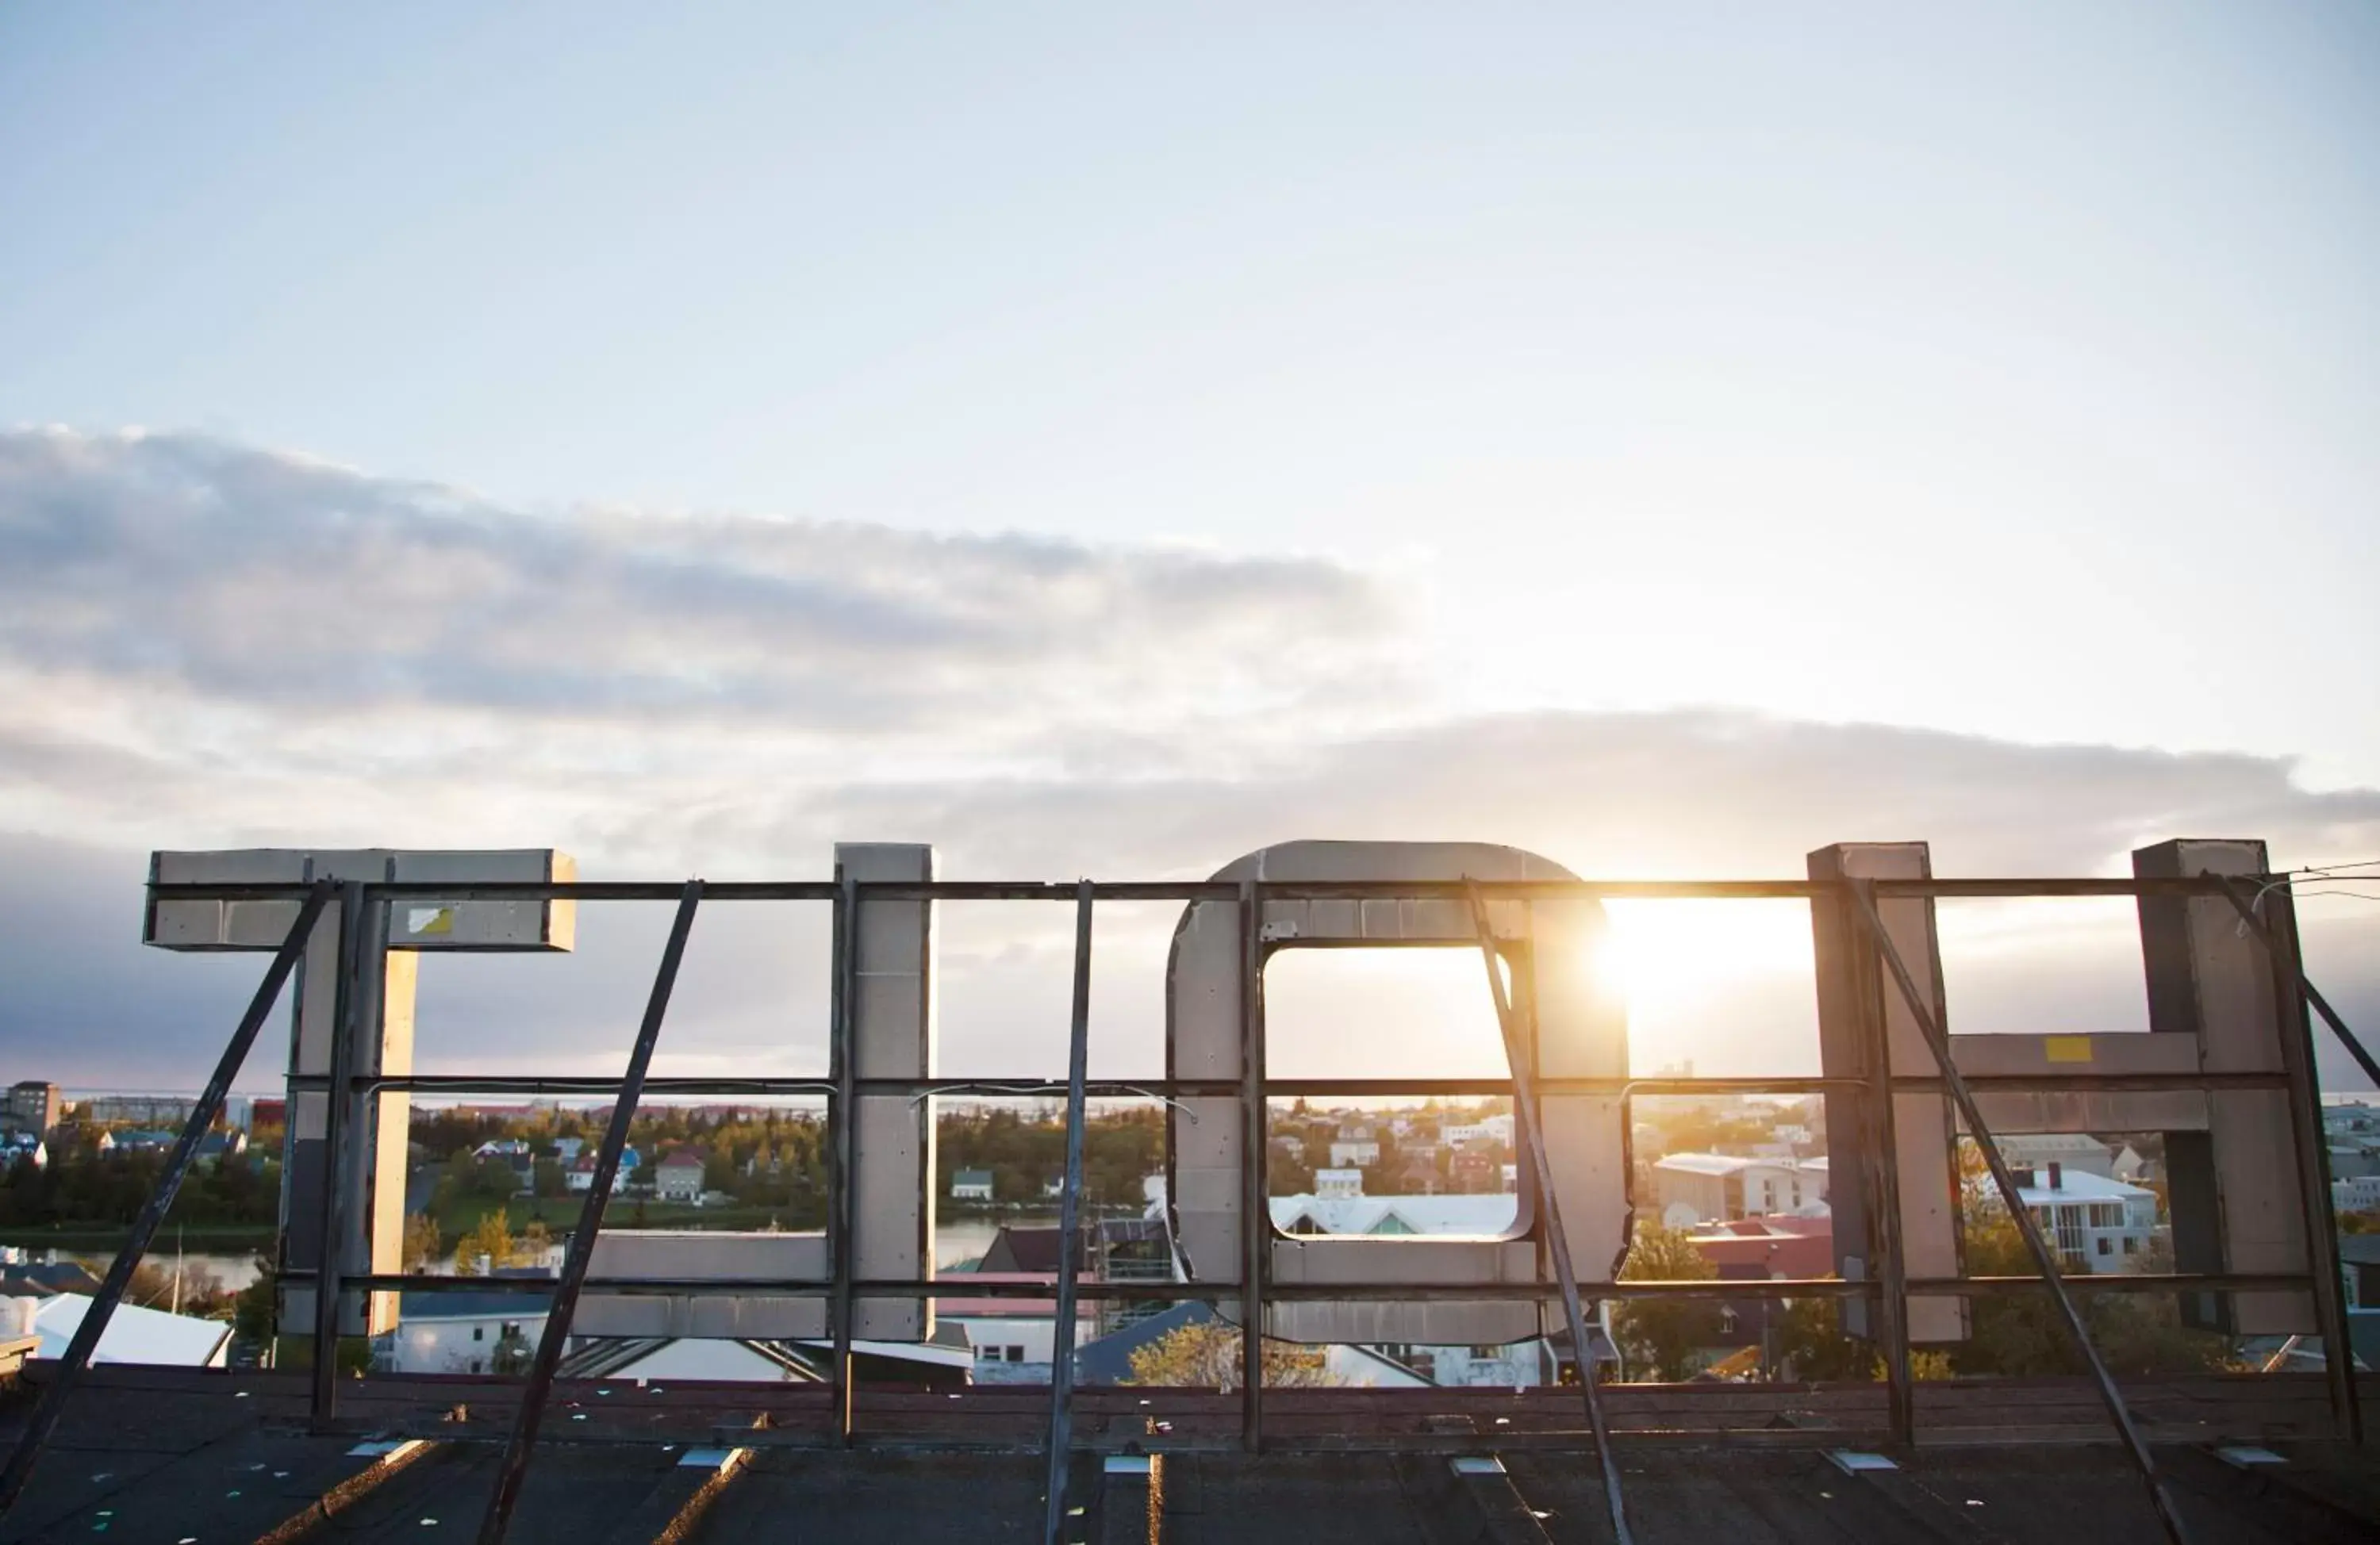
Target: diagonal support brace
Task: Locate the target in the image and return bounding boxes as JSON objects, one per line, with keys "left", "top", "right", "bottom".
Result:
{"left": 0, "top": 879, "right": 336, "bottom": 1520}
{"left": 1848, "top": 880, "right": 2195, "bottom": 1545}
{"left": 1465, "top": 880, "right": 1633, "bottom": 1545}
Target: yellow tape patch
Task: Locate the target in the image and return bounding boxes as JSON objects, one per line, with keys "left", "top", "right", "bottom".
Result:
{"left": 2044, "top": 1035, "right": 2094, "bottom": 1064}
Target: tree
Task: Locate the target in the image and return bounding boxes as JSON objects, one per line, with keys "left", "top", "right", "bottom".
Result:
{"left": 492, "top": 1324, "right": 536, "bottom": 1376}
{"left": 402, "top": 1212, "right": 443, "bottom": 1270}
{"left": 454, "top": 1210, "right": 518, "bottom": 1275}
{"left": 1773, "top": 1294, "right": 1883, "bottom": 1382}
{"left": 232, "top": 1262, "right": 278, "bottom": 1346}
{"left": 1612, "top": 1221, "right": 1721, "bottom": 1382}
{"left": 1948, "top": 1144, "right": 2232, "bottom": 1377}
{"left": 1125, "top": 1321, "right": 1342, "bottom": 1390}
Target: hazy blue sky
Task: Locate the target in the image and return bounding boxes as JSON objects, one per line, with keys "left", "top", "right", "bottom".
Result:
{"left": 2, "top": 4, "right": 2375, "bottom": 1087}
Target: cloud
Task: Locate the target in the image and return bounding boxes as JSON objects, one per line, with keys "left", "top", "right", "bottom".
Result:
{"left": 1, "top": 428, "right": 2374, "bottom": 1092}
{"left": 0, "top": 427, "right": 1407, "bottom": 762}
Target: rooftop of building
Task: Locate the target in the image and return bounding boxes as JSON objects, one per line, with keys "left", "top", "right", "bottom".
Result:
{"left": 2007, "top": 1168, "right": 2155, "bottom": 1204}
{"left": 1269, "top": 1192, "right": 1519, "bottom": 1236}
{"left": 3, "top": 1367, "right": 2377, "bottom": 1543}
{"left": 1654, "top": 1151, "right": 1825, "bottom": 1177}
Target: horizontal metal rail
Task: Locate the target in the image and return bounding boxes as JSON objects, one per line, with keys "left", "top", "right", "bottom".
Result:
{"left": 305, "top": 1271, "right": 2308, "bottom": 1302}
{"left": 298, "top": 1070, "right": 2286, "bottom": 1098}
{"left": 147, "top": 874, "right": 2248, "bottom": 903}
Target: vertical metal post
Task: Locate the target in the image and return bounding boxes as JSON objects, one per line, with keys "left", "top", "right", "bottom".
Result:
{"left": 0, "top": 880, "right": 333, "bottom": 1521}
{"left": 829, "top": 868, "right": 859, "bottom": 1446}
{"left": 311, "top": 880, "right": 370, "bottom": 1420}
{"left": 1237, "top": 879, "right": 1265, "bottom": 1448}
{"left": 1850, "top": 886, "right": 2194, "bottom": 1545}
{"left": 1465, "top": 883, "right": 1633, "bottom": 1545}
{"left": 475, "top": 881, "right": 704, "bottom": 1545}
{"left": 2212, "top": 874, "right": 2362, "bottom": 1444}
{"left": 1041, "top": 881, "right": 1096, "bottom": 1545}
{"left": 1852, "top": 881, "right": 1916, "bottom": 1448}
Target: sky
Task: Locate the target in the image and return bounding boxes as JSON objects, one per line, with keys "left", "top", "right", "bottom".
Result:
{"left": 0, "top": 2, "right": 2375, "bottom": 1094}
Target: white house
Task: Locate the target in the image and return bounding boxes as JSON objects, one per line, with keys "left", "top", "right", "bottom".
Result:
{"left": 951, "top": 1167, "right": 995, "bottom": 1202}
{"left": 1653, "top": 1153, "right": 1827, "bottom": 1225}
{"left": 1314, "top": 1167, "right": 1365, "bottom": 1200}
{"left": 1442, "top": 1115, "right": 1514, "bottom": 1149}
{"left": 655, "top": 1148, "right": 708, "bottom": 1204}
{"left": 934, "top": 1273, "right": 1096, "bottom": 1384}
{"left": 2335, "top": 1175, "right": 2380, "bottom": 1215}
{"left": 566, "top": 1145, "right": 639, "bottom": 1194}
{"left": 1329, "top": 1138, "right": 1380, "bottom": 1167}
{"left": 1998, "top": 1166, "right": 2160, "bottom": 1272}
{"left": 381, "top": 1286, "right": 551, "bottom": 1374}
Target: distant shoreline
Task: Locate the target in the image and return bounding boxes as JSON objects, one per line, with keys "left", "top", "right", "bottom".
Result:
{"left": 0, "top": 1223, "right": 274, "bottom": 1254}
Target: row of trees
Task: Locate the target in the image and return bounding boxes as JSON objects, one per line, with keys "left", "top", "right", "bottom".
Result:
{"left": 935, "top": 1106, "right": 1162, "bottom": 1206}
{"left": 1610, "top": 1217, "right": 2231, "bottom": 1382}
{"left": 0, "top": 1148, "right": 278, "bottom": 1230}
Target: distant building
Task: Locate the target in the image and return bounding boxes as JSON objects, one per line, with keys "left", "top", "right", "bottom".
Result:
{"left": 2329, "top": 1144, "right": 2380, "bottom": 1182}
{"left": 951, "top": 1167, "right": 995, "bottom": 1202}
{"left": 1442, "top": 1114, "right": 1514, "bottom": 1149}
{"left": 1682, "top": 1217, "right": 1839, "bottom": 1371}
{"left": 935, "top": 1272, "right": 1096, "bottom": 1383}
{"left": 1329, "top": 1125, "right": 1380, "bottom": 1167}
{"left": 1395, "top": 1156, "right": 1443, "bottom": 1195}
{"left": 5, "top": 1082, "right": 61, "bottom": 1136}
{"left": 380, "top": 1279, "right": 553, "bottom": 1374}
{"left": 1653, "top": 1154, "right": 1828, "bottom": 1226}
{"left": 17, "top": 1293, "right": 229, "bottom": 1367}
{"left": 1314, "top": 1167, "right": 1365, "bottom": 1200}
{"left": 78, "top": 1095, "right": 198, "bottom": 1129}
{"left": 1994, "top": 1133, "right": 2117, "bottom": 1181}
{"left": 1991, "top": 1165, "right": 2159, "bottom": 1273}
{"left": 565, "top": 1145, "right": 638, "bottom": 1194}
{"left": 655, "top": 1148, "right": 708, "bottom": 1204}
{"left": 1450, "top": 1151, "right": 1498, "bottom": 1192}
{"left": 2335, "top": 1175, "right": 2380, "bottom": 1214}
{"left": 0, "top": 1133, "right": 45, "bottom": 1170}
{"left": 1271, "top": 1192, "right": 1517, "bottom": 1238}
